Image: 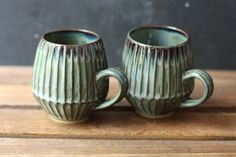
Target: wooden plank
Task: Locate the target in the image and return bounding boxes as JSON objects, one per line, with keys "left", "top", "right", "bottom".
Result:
{"left": 0, "top": 66, "right": 32, "bottom": 84}
{"left": 0, "top": 108, "right": 236, "bottom": 140}
{"left": 0, "top": 84, "right": 35, "bottom": 106}
{"left": 0, "top": 67, "right": 235, "bottom": 156}
{"left": 0, "top": 138, "right": 236, "bottom": 156}
{"left": 0, "top": 74, "right": 235, "bottom": 109}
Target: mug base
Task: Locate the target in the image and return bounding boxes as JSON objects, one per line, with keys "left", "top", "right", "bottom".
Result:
{"left": 50, "top": 116, "right": 89, "bottom": 124}
{"left": 136, "top": 111, "right": 174, "bottom": 119}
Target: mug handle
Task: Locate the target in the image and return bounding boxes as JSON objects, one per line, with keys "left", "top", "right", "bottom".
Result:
{"left": 180, "top": 69, "right": 214, "bottom": 108}
{"left": 95, "top": 68, "right": 128, "bottom": 110}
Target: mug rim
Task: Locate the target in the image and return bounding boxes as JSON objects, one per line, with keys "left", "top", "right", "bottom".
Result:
{"left": 127, "top": 25, "right": 190, "bottom": 49}
{"left": 42, "top": 29, "right": 101, "bottom": 46}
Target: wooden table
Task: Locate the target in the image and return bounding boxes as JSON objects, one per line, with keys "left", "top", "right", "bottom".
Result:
{"left": 0, "top": 66, "right": 236, "bottom": 156}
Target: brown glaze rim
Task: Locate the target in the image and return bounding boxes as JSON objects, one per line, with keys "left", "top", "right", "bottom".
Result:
{"left": 42, "top": 29, "right": 102, "bottom": 47}
{"left": 127, "top": 25, "right": 190, "bottom": 49}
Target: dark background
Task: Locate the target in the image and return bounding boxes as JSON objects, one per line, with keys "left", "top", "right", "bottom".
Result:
{"left": 0, "top": 0, "right": 235, "bottom": 69}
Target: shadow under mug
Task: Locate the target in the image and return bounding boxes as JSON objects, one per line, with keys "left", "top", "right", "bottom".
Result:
{"left": 121, "top": 25, "right": 214, "bottom": 118}
{"left": 32, "top": 29, "right": 128, "bottom": 123}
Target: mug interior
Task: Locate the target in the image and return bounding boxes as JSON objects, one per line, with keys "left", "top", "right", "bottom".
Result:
{"left": 129, "top": 26, "right": 188, "bottom": 47}
{"left": 44, "top": 30, "right": 99, "bottom": 45}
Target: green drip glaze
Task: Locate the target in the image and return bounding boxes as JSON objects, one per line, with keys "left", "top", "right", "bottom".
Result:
{"left": 121, "top": 26, "right": 214, "bottom": 118}
{"left": 32, "top": 30, "right": 128, "bottom": 122}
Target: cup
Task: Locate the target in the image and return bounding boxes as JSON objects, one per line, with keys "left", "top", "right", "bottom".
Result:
{"left": 32, "top": 29, "right": 128, "bottom": 123}
{"left": 121, "top": 25, "right": 214, "bottom": 118}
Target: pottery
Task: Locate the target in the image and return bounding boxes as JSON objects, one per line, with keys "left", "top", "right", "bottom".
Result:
{"left": 121, "top": 25, "right": 214, "bottom": 118}
{"left": 32, "top": 29, "right": 128, "bottom": 123}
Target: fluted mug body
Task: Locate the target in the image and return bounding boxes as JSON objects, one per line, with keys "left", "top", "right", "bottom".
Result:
{"left": 121, "top": 26, "right": 214, "bottom": 118}
{"left": 32, "top": 30, "right": 128, "bottom": 122}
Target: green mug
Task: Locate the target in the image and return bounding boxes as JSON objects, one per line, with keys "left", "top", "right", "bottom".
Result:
{"left": 121, "top": 25, "right": 214, "bottom": 118}
{"left": 32, "top": 29, "right": 128, "bottom": 123}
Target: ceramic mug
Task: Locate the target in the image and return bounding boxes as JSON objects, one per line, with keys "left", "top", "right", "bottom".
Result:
{"left": 121, "top": 25, "right": 214, "bottom": 118}
{"left": 32, "top": 29, "right": 128, "bottom": 123}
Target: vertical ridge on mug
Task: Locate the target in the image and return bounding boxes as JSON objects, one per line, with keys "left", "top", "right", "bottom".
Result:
{"left": 32, "top": 39, "right": 109, "bottom": 121}
{"left": 121, "top": 39, "right": 194, "bottom": 116}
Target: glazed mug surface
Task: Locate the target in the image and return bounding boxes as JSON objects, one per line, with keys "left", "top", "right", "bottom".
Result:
{"left": 32, "top": 29, "right": 128, "bottom": 123}
{"left": 121, "top": 25, "right": 214, "bottom": 118}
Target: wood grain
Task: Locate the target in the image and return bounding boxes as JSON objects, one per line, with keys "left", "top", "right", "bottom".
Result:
{"left": 1, "top": 66, "right": 236, "bottom": 156}
{"left": 0, "top": 108, "right": 236, "bottom": 140}
{"left": 0, "top": 66, "right": 32, "bottom": 84}
{"left": 0, "top": 138, "right": 236, "bottom": 156}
